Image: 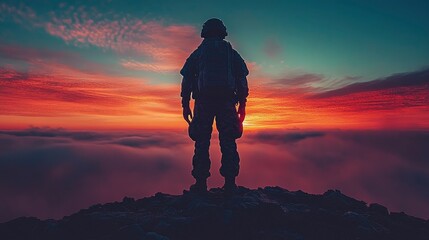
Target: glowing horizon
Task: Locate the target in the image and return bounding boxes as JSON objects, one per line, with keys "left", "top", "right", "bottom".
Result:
{"left": 1, "top": 62, "right": 428, "bottom": 130}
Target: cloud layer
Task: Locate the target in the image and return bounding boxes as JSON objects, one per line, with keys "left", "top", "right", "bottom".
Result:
{"left": 1, "top": 128, "right": 428, "bottom": 222}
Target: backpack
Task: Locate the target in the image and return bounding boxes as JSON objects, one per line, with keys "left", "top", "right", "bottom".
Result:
{"left": 196, "top": 39, "right": 235, "bottom": 95}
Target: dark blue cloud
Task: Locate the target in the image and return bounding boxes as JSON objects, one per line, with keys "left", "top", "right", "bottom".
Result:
{"left": 244, "top": 131, "right": 325, "bottom": 144}
{"left": 0, "top": 127, "right": 187, "bottom": 147}
{"left": 313, "top": 68, "right": 429, "bottom": 98}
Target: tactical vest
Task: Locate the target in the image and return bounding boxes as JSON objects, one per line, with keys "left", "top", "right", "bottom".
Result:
{"left": 196, "top": 39, "right": 235, "bottom": 97}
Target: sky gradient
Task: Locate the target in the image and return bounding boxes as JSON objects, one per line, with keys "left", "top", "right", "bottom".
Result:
{"left": 0, "top": 0, "right": 428, "bottom": 130}
{"left": 0, "top": 0, "right": 429, "bottom": 223}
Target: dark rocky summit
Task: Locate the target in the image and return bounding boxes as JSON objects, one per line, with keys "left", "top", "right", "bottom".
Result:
{"left": 1, "top": 187, "right": 428, "bottom": 240}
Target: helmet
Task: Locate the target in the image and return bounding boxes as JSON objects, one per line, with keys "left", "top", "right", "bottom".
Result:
{"left": 201, "top": 18, "right": 228, "bottom": 39}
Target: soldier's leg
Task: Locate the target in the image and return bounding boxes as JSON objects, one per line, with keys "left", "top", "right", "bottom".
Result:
{"left": 216, "top": 101, "right": 240, "bottom": 179}
{"left": 191, "top": 101, "right": 215, "bottom": 181}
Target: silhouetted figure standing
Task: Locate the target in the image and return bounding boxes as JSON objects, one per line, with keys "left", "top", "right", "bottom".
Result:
{"left": 180, "top": 18, "right": 249, "bottom": 193}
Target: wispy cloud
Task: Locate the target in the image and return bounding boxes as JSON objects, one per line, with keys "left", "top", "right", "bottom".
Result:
{"left": 0, "top": 43, "right": 111, "bottom": 75}
{"left": 120, "top": 59, "right": 180, "bottom": 72}
{"left": 0, "top": 3, "right": 200, "bottom": 73}
{"left": 263, "top": 37, "right": 282, "bottom": 59}
{"left": 0, "top": 2, "right": 36, "bottom": 23}
{"left": 0, "top": 67, "right": 31, "bottom": 81}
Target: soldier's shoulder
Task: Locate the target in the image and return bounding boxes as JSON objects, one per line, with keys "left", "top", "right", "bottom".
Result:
{"left": 188, "top": 45, "right": 203, "bottom": 59}
{"left": 226, "top": 43, "right": 243, "bottom": 58}
{"left": 231, "top": 48, "right": 245, "bottom": 62}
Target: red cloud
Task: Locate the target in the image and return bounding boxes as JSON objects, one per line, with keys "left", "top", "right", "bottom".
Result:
{"left": 244, "top": 68, "right": 429, "bottom": 130}
{"left": 0, "top": 43, "right": 110, "bottom": 75}
{"left": 0, "top": 63, "right": 183, "bottom": 130}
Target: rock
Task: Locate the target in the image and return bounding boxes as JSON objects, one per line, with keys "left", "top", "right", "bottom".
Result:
{"left": 322, "top": 189, "right": 367, "bottom": 213}
{"left": 145, "top": 231, "right": 170, "bottom": 240}
{"left": 369, "top": 203, "right": 389, "bottom": 215}
{"left": 1, "top": 187, "right": 428, "bottom": 240}
{"left": 343, "top": 211, "right": 373, "bottom": 230}
{"left": 123, "top": 196, "right": 135, "bottom": 204}
{"left": 115, "top": 224, "right": 146, "bottom": 240}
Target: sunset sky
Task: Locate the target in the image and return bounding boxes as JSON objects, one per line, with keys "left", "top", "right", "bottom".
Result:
{"left": 1, "top": 0, "right": 429, "bottom": 223}
{"left": 1, "top": 0, "right": 428, "bottom": 130}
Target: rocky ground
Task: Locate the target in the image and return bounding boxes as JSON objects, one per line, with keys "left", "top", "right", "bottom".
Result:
{"left": 1, "top": 186, "right": 428, "bottom": 240}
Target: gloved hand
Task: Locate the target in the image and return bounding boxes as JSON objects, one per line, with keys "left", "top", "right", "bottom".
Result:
{"left": 183, "top": 105, "right": 193, "bottom": 125}
{"left": 238, "top": 102, "right": 246, "bottom": 123}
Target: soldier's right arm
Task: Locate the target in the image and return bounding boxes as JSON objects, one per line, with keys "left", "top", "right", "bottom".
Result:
{"left": 180, "top": 50, "right": 198, "bottom": 107}
{"left": 232, "top": 50, "right": 249, "bottom": 104}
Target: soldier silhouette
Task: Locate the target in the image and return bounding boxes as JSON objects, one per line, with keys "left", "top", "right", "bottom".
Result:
{"left": 180, "top": 18, "right": 249, "bottom": 194}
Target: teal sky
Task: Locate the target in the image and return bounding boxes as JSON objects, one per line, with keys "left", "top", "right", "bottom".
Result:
{"left": 1, "top": 0, "right": 429, "bottom": 84}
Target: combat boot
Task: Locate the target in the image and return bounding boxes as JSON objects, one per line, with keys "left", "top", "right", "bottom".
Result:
{"left": 223, "top": 177, "right": 237, "bottom": 195}
{"left": 189, "top": 178, "right": 208, "bottom": 194}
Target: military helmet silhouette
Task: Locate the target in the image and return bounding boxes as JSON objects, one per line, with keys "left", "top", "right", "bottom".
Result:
{"left": 201, "top": 18, "right": 228, "bottom": 39}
